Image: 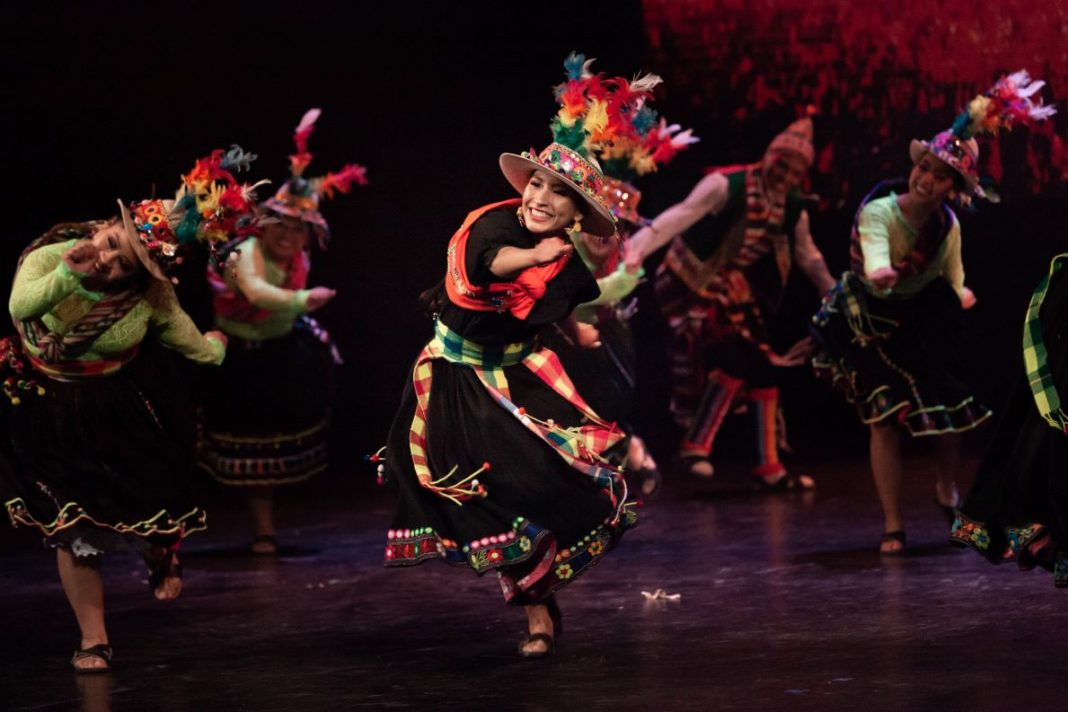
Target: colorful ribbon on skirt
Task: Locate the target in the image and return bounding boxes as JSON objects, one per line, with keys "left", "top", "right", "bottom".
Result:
{"left": 408, "top": 320, "right": 626, "bottom": 519}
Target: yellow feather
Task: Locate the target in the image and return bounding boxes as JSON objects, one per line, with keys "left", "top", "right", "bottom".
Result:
{"left": 583, "top": 100, "right": 609, "bottom": 138}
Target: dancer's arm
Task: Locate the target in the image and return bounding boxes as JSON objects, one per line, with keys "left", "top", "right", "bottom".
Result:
{"left": 627, "top": 172, "right": 731, "bottom": 263}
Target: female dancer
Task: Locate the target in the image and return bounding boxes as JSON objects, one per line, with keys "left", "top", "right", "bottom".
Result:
{"left": 1, "top": 148, "right": 259, "bottom": 670}
{"left": 811, "top": 72, "right": 1053, "bottom": 553}
{"left": 381, "top": 55, "right": 647, "bottom": 658}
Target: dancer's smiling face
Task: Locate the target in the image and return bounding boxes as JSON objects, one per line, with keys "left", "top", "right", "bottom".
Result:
{"left": 90, "top": 220, "right": 141, "bottom": 283}
{"left": 520, "top": 170, "right": 584, "bottom": 235}
{"left": 260, "top": 214, "right": 309, "bottom": 261}
{"left": 908, "top": 153, "right": 959, "bottom": 205}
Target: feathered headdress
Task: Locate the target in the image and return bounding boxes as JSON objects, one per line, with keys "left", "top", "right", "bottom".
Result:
{"left": 119, "top": 145, "right": 265, "bottom": 282}
{"left": 263, "top": 108, "right": 368, "bottom": 248}
{"left": 500, "top": 53, "right": 692, "bottom": 236}
{"left": 559, "top": 53, "right": 698, "bottom": 224}
{"left": 910, "top": 70, "right": 1056, "bottom": 203}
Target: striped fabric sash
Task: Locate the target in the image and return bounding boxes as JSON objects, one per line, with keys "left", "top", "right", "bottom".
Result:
{"left": 738, "top": 166, "right": 787, "bottom": 278}
{"left": 26, "top": 345, "right": 139, "bottom": 380}
{"left": 1023, "top": 253, "right": 1068, "bottom": 432}
{"left": 408, "top": 320, "right": 625, "bottom": 517}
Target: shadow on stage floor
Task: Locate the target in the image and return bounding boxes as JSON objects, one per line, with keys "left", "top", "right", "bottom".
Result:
{"left": 2, "top": 452, "right": 1063, "bottom": 711}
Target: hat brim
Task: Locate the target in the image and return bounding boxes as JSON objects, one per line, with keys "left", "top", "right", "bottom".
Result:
{"left": 498, "top": 153, "right": 617, "bottom": 237}
{"left": 261, "top": 198, "right": 330, "bottom": 244}
{"left": 117, "top": 199, "right": 168, "bottom": 281}
{"left": 909, "top": 139, "right": 981, "bottom": 196}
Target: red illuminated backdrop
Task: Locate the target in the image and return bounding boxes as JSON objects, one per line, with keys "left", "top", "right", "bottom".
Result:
{"left": 641, "top": 0, "right": 1068, "bottom": 203}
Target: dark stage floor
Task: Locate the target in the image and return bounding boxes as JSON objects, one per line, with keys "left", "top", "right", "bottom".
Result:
{"left": 2, "top": 453, "right": 1064, "bottom": 712}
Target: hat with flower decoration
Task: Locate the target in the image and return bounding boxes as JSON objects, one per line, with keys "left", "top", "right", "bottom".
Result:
{"left": 909, "top": 70, "right": 1056, "bottom": 203}
{"left": 262, "top": 108, "right": 368, "bottom": 248}
{"left": 499, "top": 53, "right": 669, "bottom": 237}
{"left": 118, "top": 146, "right": 265, "bottom": 282}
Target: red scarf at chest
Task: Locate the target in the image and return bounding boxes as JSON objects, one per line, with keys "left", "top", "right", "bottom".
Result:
{"left": 444, "top": 199, "right": 569, "bottom": 320}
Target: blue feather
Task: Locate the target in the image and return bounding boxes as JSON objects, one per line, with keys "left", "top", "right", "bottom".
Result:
{"left": 632, "top": 106, "right": 659, "bottom": 134}
{"left": 563, "top": 52, "right": 586, "bottom": 81}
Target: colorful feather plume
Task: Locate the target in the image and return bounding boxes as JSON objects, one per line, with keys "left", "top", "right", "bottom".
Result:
{"left": 548, "top": 53, "right": 698, "bottom": 182}
{"left": 548, "top": 51, "right": 697, "bottom": 180}
{"left": 290, "top": 108, "right": 321, "bottom": 176}
{"left": 950, "top": 70, "right": 1057, "bottom": 140}
{"left": 173, "top": 145, "right": 263, "bottom": 245}
{"left": 315, "top": 163, "right": 370, "bottom": 199}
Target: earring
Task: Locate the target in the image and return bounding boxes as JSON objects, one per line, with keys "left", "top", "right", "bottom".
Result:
{"left": 569, "top": 217, "right": 583, "bottom": 235}
{"left": 516, "top": 206, "right": 526, "bottom": 228}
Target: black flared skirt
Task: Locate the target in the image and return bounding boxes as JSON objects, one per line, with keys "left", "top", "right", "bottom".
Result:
{"left": 1, "top": 340, "right": 205, "bottom": 554}
{"left": 383, "top": 348, "right": 635, "bottom": 605}
{"left": 811, "top": 273, "right": 990, "bottom": 435}
{"left": 199, "top": 319, "right": 336, "bottom": 486}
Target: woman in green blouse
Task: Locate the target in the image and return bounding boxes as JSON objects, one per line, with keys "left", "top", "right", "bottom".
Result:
{"left": 1, "top": 149, "right": 257, "bottom": 672}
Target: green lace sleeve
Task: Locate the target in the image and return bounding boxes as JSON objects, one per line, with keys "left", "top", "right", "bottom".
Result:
{"left": 582, "top": 263, "right": 643, "bottom": 308}
{"left": 8, "top": 240, "right": 83, "bottom": 320}
{"left": 147, "top": 281, "right": 225, "bottom": 365}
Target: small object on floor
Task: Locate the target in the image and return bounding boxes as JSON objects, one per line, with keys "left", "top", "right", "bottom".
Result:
{"left": 71, "top": 644, "right": 113, "bottom": 673}
{"left": 879, "top": 530, "right": 907, "bottom": 556}
{"left": 251, "top": 535, "right": 278, "bottom": 555}
{"left": 757, "top": 471, "right": 815, "bottom": 491}
{"left": 641, "top": 588, "right": 681, "bottom": 601}
{"left": 679, "top": 455, "right": 714, "bottom": 478}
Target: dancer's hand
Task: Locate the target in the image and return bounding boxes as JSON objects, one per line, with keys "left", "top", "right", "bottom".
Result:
{"left": 205, "top": 330, "right": 228, "bottom": 349}
{"left": 867, "top": 266, "right": 898, "bottom": 290}
{"left": 305, "top": 287, "right": 337, "bottom": 312}
{"left": 768, "top": 336, "right": 813, "bottom": 367}
{"left": 960, "top": 287, "right": 977, "bottom": 310}
{"left": 574, "top": 321, "right": 602, "bottom": 349}
{"left": 62, "top": 241, "right": 99, "bottom": 274}
{"left": 531, "top": 237, "right": 573, "bottom": 265}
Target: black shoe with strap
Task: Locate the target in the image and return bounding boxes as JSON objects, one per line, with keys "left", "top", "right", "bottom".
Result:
{"left": 71, "top": 644, "right": 113, "bottom": 673}
{"left": 518, "top": 596, "right": 562, "bottom": 659}
{"left": 879, "top": 530, "right": 907, "bottom": 556}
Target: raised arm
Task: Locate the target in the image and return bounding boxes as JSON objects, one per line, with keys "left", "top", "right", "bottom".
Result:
{"left": 627, "top": 172, "right": 730, "bottom": 263}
